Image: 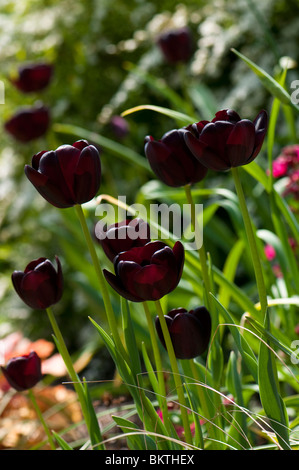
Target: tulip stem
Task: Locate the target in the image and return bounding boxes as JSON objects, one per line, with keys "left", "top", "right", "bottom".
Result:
{"left": 231, "top": 167, "right": 268, "bottom": 317}
{"left": 74, "top": 204, "right": 128, "bottom": 362}
{"left": 28, "top": 388, "right": 56, "bottom": 450}
{"left": 142, "top": 302, "right": 171, "bottom": 434}
{"left": 46, "top": 307, "right": 104, "bottom": 450}
{"left": 155, "top": 300, "right": 193, "bottom": 445}
{"left": 184, "top": 184, "right": 212, "bottom": 310}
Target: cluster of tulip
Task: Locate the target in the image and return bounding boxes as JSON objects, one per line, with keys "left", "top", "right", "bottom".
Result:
{"left": 4, "top": 63, "right": 53, "bottom": 142}
{"left": 1, "top": 27, "right": 270, "bottom": 448}
{"left": 2, "top": 100, "right": 268, "bottom": 390}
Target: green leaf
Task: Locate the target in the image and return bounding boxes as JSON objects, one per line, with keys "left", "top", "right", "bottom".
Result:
{"left": 226, "top": 351, "right": 249, "bottom": 449}
{"left": 218, "top": 239, "right": 245, "bottom": 308}
{"left": 209, "top": 294, "right": 258, "bottom": 382}
{"left": 231, "top": 48, "right": 299, "bottom": 112}
{"left": 121, "top": 104, "right": 195, "bottom": 126}
{"left": 112, "top": 415, "right": 157, "bottom": 450}
{"left": 121, "top": 298, "right": 142, "bottom": 378}
{"left": 82, "top": 379, "right": 105, "bottom": 450}
{"left": 258, "top": 310, "right": 290, "bottom": 449}
{"left": 53, "top": 122, "right": 150, "bottom": 173}
{"left": 52, "top": 431, "right": 74, "bottom": 450}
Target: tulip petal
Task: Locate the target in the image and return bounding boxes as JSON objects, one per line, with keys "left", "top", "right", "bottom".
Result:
{"left": 103, "top": 269, "right": 142, "bottom": 302}
{"left": 25, "top": 164, "right": 74, "bottom": 208}
{"left": 225, "top": 119, "right": 256, "bottom": 166}
{"left": 74, "top": 145, "right": 101, "bottom": 204}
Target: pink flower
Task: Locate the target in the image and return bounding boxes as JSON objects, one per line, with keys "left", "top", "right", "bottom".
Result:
{"left": 272, "top": 158, "right": 289, "bottom": 178}
{"left": 264, "top": 244, "right": 276, "bottom": 261}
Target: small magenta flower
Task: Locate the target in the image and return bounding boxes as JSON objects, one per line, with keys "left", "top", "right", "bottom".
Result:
{"left": 144, "top": 129, "right": 208, "bottom": 187}
{"left": 109, "top": 115, "right": 129, "bottom": 140}
{"left": 157, "top": 27, "right": 193, "bottom": 64}
{"left": 10, "top": 63, "right": 53, "bottom": 93}
{"left": 25, "top": 140, "right": 101, "bottom": 208}
{"left": 103, "top": 240, "right": 184, "bottom": 302}
{"left": 155, "top": 306, "right": 211, "bottom": 359}
{"left": 272, "top": 157, "right": 289, "bottom": 178}
{"left": 264, "top": 244, "right": 276, "bottom": 261}
{"left": 4, "top": 105, "right": 50, "bottom": 142}
{"left": 11, "top": 256, "right": 63, "bottom": 310}
{"left": 95, "top": 218, "right": 151, "bottom": 262}
{"left": 1, "top": 351, "right": 42, "bottom": 391}
{"left": 183, "top": 109, "right": 268, "bottom": 171}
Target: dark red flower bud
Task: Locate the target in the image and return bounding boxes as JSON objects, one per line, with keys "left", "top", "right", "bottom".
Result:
{"left": 1, "top": 351, "right": 42, "bottom": 391}
{"left": 155, "top": 306, "right": 211, "bottom": 359}
{"left": 10, "top": 63, "right": 53, "bottom": 93}
{"left": 11, "top": 256, "right": 63, "bottom": 310}
{"left": 4, "top": 105, "right": 50, "bottom": 142}
{"left": 157, "top": 27, "right": 193, "bottom": 64}
{"left": 24, "top": 140, "right": 101, "bottom": 208}
{"left": 103, "top": 240, "right": 184, "bottom": 302}
{"left": 144, "top": 129, "right": 208, "bottom": 187}
{"left": 184, "top": 109, "right": 268, "bottom": 171}
{"left": 95, "top": 218, "right": 151, "bottom": 262}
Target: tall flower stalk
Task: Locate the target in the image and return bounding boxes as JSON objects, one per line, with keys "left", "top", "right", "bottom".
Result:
{"left": 155, "top": 299, "right": 193, "bottom": 445}
{"left": 231, "top": 167, "right": 268, "bottom": 317}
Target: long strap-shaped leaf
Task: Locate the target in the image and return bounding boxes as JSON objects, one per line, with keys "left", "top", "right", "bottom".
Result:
{"left": 258, "top": 310, "right": 291, "bottom": 449}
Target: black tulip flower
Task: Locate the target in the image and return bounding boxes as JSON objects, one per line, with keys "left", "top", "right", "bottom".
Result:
{"left": 103, "top": 240, "right": 184, "bottom": 302}
{"left": 4, "top": 105, "right": 50, "bottom": 142}
{"left": 1, "top": 351, "right": 42, "bottom": 391}
{"left": 24, "top": 140, "right": 101, "bottom": 208}
{"left": 96, "top": 218, "right": 151, "bottom": 262}
{"left": 144, "top": 129, "right": 208, "bottom": 187}
{"left": 11, "top": 63, "right": 53, "bottom": 93}
{"left": 155, "top": 306, "right": 211, "bottom": 359}
{"left": 183, "top": 109, "right": 268, "bottom": 171}
{"left": 157, "top": 27, "right": 193, "bottom": 64}
{"left": 11, "top": 256, "right": 63, "bottom": 310}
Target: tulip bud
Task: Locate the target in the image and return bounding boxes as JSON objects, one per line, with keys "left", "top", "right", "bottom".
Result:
{"left": 95, "top": 218, "right": 151, "bottom": 262}
{"left": 145, "top": 129, "right": 208, "bottom": 187}
{"left": 155, "top": 307, "right": 211, "bottom": 359}
{"left": 4, "top": 105, "right": 50, "bottom": 142}
{"left": 103, "top": 240, "right": 184, "bottom": 302}
{"left": 10, "top": 63, "right": 53, "bottom": 93}
{"left": 157, "top": 27, "right": 193, "bottom": 64}
{"left": 1, "top": 351, "right": 42, "bottom": 391}
{"left": 184, "top": 109, "right": 268, "bottom": 171}
{"left": 25, "top": 140, "right": 101, "bottom": 208}
{"left": 11, "top": 256, "right": 63, "bottom": 310}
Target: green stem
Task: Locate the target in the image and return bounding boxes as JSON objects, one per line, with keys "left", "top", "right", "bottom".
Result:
{"left": 184, "top": 184, "right": 212, "bottom": 311}
{"left": 155, "top": 300, "right": 193, "bottom": 445}
{"left": 231, "top": 167, "right": 268, "bottom": 317}
{"left": 74, "top": 204, "right": 128, "bottom": 362}
{"left": 46, "top": 307, "right": 103, "bottom": 450}
{"left": 143, "top": 302, "right": 172, "bottom": 434}
{"left": 28, "top": 388, "right": 56, "bottom": 450}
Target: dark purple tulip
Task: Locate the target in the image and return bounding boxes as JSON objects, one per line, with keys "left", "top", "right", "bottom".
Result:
{"left": 155, "top": 306, "right": 211, "bottom": 359}
{"left": 1, "top": 351, "right": 42, "bottom": 391}
{"left": 157, "top": 27, "right": 193, "bottom": 64}
{"left": 144, "top": 129, "right": 208, "bottom": 187}
{"left": 11, "top": 63, "right": 53, "bottom": 93}
{"left": 24, "top": 140, "right": 101, "bottom": 208}
{"left": 95, "top": 218, "right": 151, "bottom": 262}
{"left": 184, "top": 109, "right": 268, "bottom": 171}
{"left": 4, "top": 105, "right": 50, "bottom": 142}
{"left": 11, "top": 256, "right": 63, "bottom": 310}
{"left": 103, "top": 240, "right": 184, "bottom": 302}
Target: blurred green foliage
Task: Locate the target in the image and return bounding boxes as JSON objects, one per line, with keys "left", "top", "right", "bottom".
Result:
{"left": 0, "top": 0, "right": 298, "bottom": 380}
